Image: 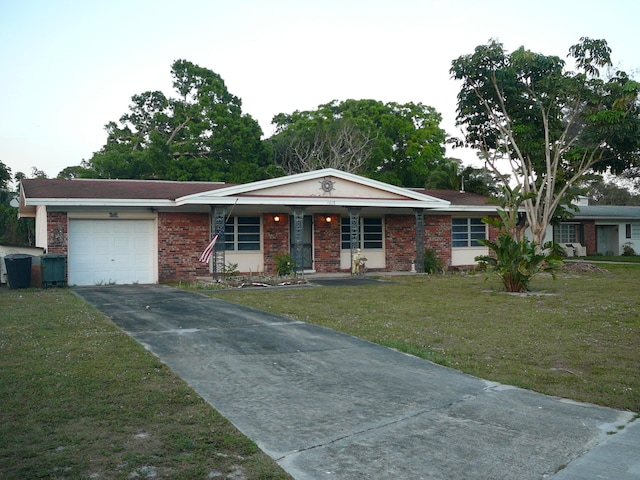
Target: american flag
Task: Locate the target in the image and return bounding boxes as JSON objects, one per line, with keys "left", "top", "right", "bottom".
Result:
{"left": 198, "top": 233, "right": 219, "bottom": 263}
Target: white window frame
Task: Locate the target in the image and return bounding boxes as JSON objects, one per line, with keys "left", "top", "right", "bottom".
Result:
{"left": 452, "top": 218, "right": 486, "bottom": 248}
{"left": 555, "top": 223, "right": 579, "bottom": 244}
{"left": 340, "top": 217, "right": 384, "bottom": 250}
{"left": 224, "top": 216, "right": 261, "bottom": 251}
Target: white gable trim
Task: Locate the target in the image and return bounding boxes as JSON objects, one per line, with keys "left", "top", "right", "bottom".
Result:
{"left": 175, "top": 168, "right": 450, "bottom": 207}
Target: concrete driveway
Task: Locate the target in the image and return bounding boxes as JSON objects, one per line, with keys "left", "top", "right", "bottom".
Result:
{"left": 74, "top": 284, "right": 639, "bottom": 480}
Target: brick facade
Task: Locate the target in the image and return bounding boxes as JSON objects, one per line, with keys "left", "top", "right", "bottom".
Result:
{"left": 263, "top": 214, "right": 290, "bottom": 274}
{"left": 383, "top": 214, "right": 454, "bottom": 271}
{"left": 581, "top": 220, "right": 597, "bottom": 255}
{"left": 313, "top": 214, "right": 341, "bottom": 273}
{"left": 47, "top": 211, "right": 68, "bottom": 254}
{"left": 385, "top": 215, "right": 415, "bottom": 271}
{"left": 424, "top": 214, "right": 452, "bottom": 268}
{"left": 158, "top": 212, "right": 210, "bottom": 283}
{"left": 43, "top": 210, "right": 492, "bottom": 284}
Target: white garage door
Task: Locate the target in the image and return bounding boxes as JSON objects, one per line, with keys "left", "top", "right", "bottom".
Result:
{"left": 68, "top": 219, "right": 156, "bottom": 286}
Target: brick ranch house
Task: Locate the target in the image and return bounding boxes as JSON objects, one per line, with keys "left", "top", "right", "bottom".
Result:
{"left": 19, "top": 169, "right": 500, "bottom": 286}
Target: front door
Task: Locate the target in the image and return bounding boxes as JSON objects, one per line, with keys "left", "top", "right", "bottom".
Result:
{"left": 597, "top": 225, "right": 619, "bottom": 255}
{"left": 290, "top": 215, "right": 313, "bottom": 270}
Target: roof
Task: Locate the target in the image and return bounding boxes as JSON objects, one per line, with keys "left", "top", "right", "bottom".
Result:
{"left": 19, "top": 169, "right": 496, "bottom": 215}
{"left": 414, "top": 189, "right": 493, "bottom": 207}
{"left": 573, "top": 205, "right": 640, "bottom": 220}
{"left": 21, "top": 178, "right": 228, "bottom": 201}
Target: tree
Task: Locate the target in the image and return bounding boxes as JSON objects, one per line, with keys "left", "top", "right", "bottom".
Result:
{"left": 270, "top": 117, "right": 375, "bottom": 174}
{"left": 0, "top": 163, "right": 35, "bottom": 245}
{"left": 0, "top": 160, "right": 11, "bottom": 189}
{"left": 451, "top": 38, "right": 640, "bottom": 245}
{"left": 424, "top": 158, "right": 502, "bottom": 196}
{"left": 65, "top": 60, "right": 271, "bottom": 183}
{"left": 270, "top": 99, "right": 448, "bottom": 187}
{"left": 578, "top": 173, "right": 640, "bottom": 205}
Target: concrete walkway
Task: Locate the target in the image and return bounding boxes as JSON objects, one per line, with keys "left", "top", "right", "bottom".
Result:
{"left": 74, "top": 284, "right": 639, "bottom": 480}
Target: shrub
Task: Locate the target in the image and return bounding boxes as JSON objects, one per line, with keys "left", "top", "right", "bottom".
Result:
{"left": 622, "top": 242, "right": 636, "bottom": 256}
{"left": 273, "top": 253, "right": 296, "bottom": 276}
{"left": 423, "top": 249, "right": 443, "bottom": 274}
{"left": 476, "top": 233, "right": 564, "bottom": 293}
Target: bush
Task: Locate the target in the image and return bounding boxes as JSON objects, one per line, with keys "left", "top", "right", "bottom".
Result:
{"left": 273, "top": 253, "right": 296, "bottom": 276}
{"left": 423, "top": 249, "right": 443, "bottom": 274}
{"left": 475, "top": 233, "right": 564, "bottom": 293}
{"left": 622, "top": 242, "right": 636, "bottom": 256}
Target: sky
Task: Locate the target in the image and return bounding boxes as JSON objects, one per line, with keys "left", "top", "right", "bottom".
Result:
{"left": 1, "top": 0, "right": 638, "bottom": 184}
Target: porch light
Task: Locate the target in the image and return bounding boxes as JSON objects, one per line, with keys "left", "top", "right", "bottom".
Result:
{"left": 325, "top": 216, "right": 332, "bottom": 223}
{"left": 273, "top": 215, "right": 281, "bottom": 222}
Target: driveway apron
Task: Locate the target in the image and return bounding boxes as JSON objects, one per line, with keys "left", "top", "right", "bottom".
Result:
{"left": 74, "top": 285, "right": 638, "bottom": 480}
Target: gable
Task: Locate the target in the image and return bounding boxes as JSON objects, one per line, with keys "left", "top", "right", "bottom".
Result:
{"left": 177, "top": 168, "right": 449, "bottom": 208}
{"left": 216, "top": 176, "right": 407, "bottom": 200}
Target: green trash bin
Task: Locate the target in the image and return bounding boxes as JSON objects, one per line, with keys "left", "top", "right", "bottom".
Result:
{"left": 4, "top": 254, "right": 33, "bottom": 289}
{"left": 41, "top": 254, "right": 67, "bottom": 288}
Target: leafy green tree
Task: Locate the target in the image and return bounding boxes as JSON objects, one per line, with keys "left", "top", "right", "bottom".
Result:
{"left": 476, "top": 185, "right": 564, "bottom": 292}
{"left": 578, "top": 174, "right": 640, "bottom": 205}
{"left": 0, "top": 163, "right": 35, "bottom": 245}
{"left": 451, "top": 38, "right": 640, "bottom": 244}
{"left": 425, "top": 158, "right": 501, "bottom": 196}
{"left": 65, "top": 60, "right": 271, "bottom": 182}
{"left": 0, "top": 160, "right": 11, "bottom": 189}
{"left": 270, "top": 99, "right": 448, "bottom": 187}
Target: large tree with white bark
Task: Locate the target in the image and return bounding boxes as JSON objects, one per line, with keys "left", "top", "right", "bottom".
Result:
{"left": 451, "top": 38, "right": 640, "bottom": 243}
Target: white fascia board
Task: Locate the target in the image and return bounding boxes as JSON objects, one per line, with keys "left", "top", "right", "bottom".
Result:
{"left": 24, "top": 198, "right": 175, "bottom": 208}
{"left": 430, "top": 205, "right": 500, "bottom": 214}
{"left": 176, "top": 168, "right": 450, "bottom": 205}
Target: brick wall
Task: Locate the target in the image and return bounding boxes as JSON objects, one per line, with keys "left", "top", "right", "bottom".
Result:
{"left": 47, "top": 211, "right": 68, "bottom": 254}
{"left": 313, "top": 214, "right": 341, "bottom": 272}
{"left": 384, "top": 214, "right": 456, "bottom": 271}
{"left": 582, "top": 220, "right": 597, "bottom": 255}
{"left": 263, "top": 214, "right": 290, "bottom": 274}
{"left": 158, "top": 212, "right": 210, "bottom": 282}
{"left": 424, "top": 215, "right": 452, "bottom": 268}
{"left": 385, "top": 215, "right": 415, "bottom": 271}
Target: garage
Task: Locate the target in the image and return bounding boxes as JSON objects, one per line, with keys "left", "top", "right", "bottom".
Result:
{"left": 68, "top": 219, "right": 156, "bottom": 286}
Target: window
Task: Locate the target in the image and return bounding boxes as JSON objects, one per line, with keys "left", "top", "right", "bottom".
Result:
{"left": 341, "top": 217, "right": 383, "bottom": 250}
{"left": 452, "top": 218, "right": 486, "bottom": 248}
{"left": 554, "top": 223, "right": 579, "bottom": 244}
{"left": 626, "top": 224, "right": 640, "bottom": 239}
{"left": 224, "top": 216, "right": 261, "bottom": 251}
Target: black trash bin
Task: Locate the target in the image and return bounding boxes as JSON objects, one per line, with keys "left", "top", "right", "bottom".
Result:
{"left": 41, "top": 254, "right": 67, "bottom": 288}
{"left": 4, "top": 254, "right": 33, "bottom": 289}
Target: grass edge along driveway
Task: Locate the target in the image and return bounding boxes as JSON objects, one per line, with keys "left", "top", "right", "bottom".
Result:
{"left": 0, "top": 287, "right": 292, "bottom": 480}
{"left": 211, "top": 263, "right": 640, "bottom": 414}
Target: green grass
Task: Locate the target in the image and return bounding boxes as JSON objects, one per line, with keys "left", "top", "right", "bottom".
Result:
{"left": 0, "top": 288, "right": 292, "bottom": 480}
{"left": 212, "top": 264, "right": 640, "bottom": 413}
{"left": 581, "top": 255, "right": 640, "bottom": 263}
{"left": 3, "top": 265, "right": 638, "bottom": 477}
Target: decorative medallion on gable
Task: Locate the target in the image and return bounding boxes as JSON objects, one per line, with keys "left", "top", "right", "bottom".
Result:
{"left": 319, "top": 177, "right": 335, "bottom": 194}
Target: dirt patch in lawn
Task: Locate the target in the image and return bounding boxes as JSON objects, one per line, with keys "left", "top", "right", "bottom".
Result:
{"left": 560, "top": 262, "right": 610, "bottom": 274}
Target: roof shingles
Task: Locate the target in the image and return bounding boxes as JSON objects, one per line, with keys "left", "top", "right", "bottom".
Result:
{"left": 22, "top": 178, "right": 228, "bottom": 201}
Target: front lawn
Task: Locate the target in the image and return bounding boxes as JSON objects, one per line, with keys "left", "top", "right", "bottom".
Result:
{"left": 0, "top": 288, "right": 292, "bottom": 480}
{"left": 580, "top": 255, "right": 640, "bottom": 263}
{"left": 213, "top": 264, "right": 640, "bottom": 413}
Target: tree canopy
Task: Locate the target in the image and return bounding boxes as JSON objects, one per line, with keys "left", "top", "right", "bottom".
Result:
{"left": 270, "top": 99, "right": 448, "bottom": 187}
{"left": 0, "top": 161, "right": 35, "bottom": 245}
{"left": 64, "top": 60, "right": 272, "bottom": 183}
{"left": 451, "top": 38, "right": 640, "bottom": 243}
